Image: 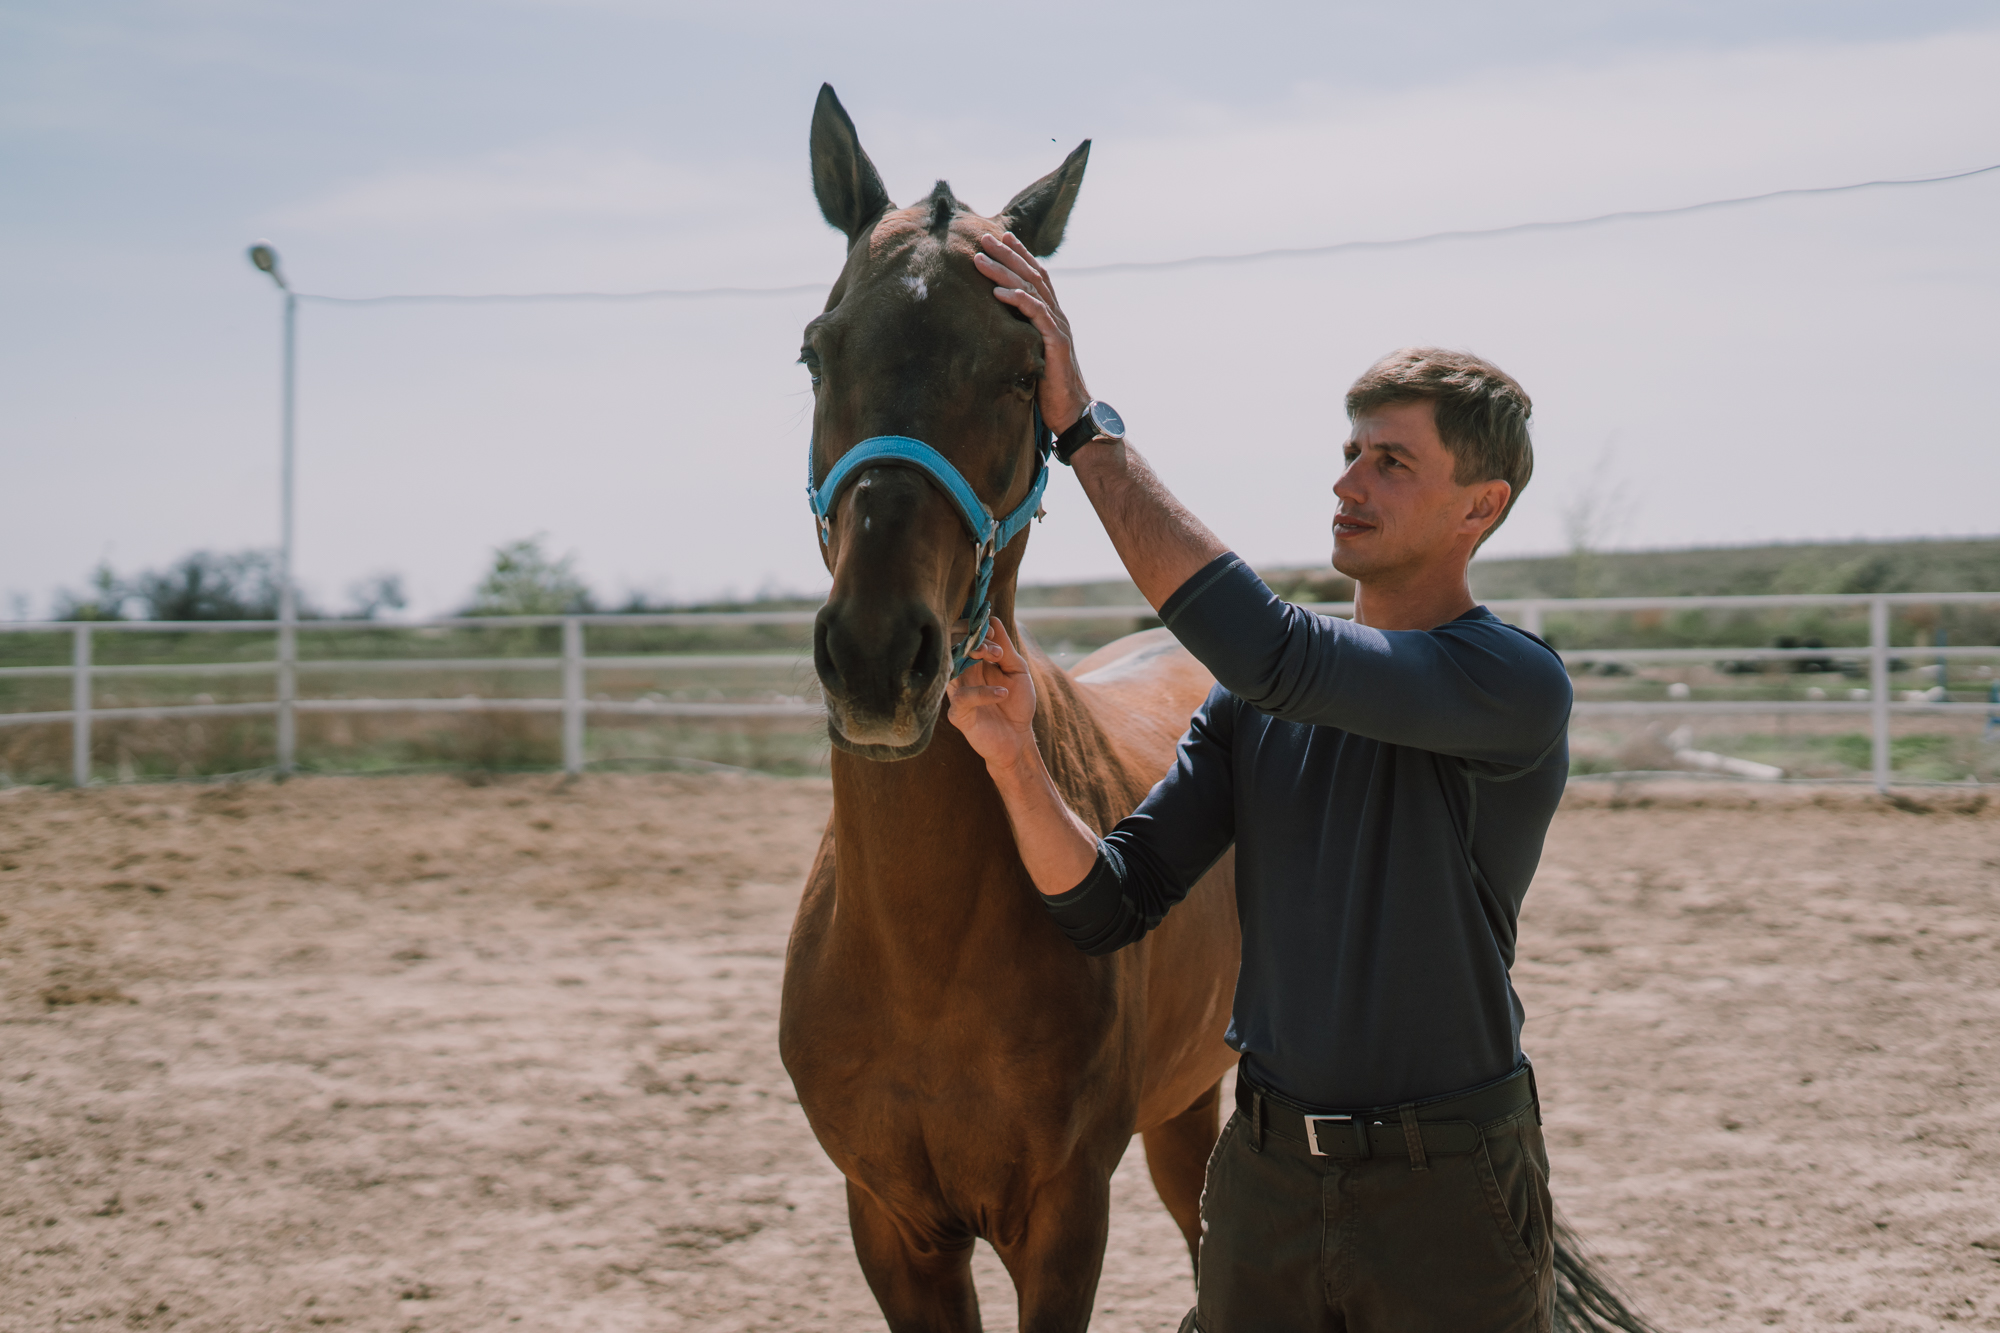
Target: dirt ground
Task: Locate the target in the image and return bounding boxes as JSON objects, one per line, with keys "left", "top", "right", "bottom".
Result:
{"left": 2, "top": 773, "right": 1997, "bottom": 1332}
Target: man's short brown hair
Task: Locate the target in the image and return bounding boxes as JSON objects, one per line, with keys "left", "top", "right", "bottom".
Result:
{"left": 1345, "top": 348, "right": 1533, "bottom": 547}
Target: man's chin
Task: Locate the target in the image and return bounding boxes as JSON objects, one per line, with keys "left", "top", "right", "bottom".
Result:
{"left": 1330, "top": 541, "right": 1373, "bottom": 581}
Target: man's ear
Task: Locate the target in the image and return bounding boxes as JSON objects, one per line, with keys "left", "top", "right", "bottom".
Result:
{"left": 810, "top": 84, "right": 892, "bottom": 245}
{"left": 1466, "top": 479, "right": 1512, "bottom": 535}
{"left": 998, "top": 140, "right": 1090, "bottom": 257}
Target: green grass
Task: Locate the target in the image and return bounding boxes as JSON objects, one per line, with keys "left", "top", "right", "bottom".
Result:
{"left": 6, "top": 534, "right": 1996, "bottom": 785}
{"left": 1568, "top": 720, "right": 1999, "bottom": 784}
{"left": 1465, "top": 535, "right": 2000, "bottom": 600}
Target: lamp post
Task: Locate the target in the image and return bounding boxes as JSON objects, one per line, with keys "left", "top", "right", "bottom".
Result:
{"left": 247, "top": 241, "right": 297, "bottom": 774}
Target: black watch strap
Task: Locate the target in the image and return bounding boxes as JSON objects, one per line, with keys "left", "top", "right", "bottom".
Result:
{"left": 1054, "top": 402, "right": 1122, "bottom": 466}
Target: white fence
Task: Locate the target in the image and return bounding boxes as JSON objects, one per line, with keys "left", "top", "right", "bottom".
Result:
{"left": 3, "top": 592, "right": 1997, "bottom": 792}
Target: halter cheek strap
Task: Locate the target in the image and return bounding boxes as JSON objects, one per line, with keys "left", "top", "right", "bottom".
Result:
{"left": 806, "top": 405, "right": 1052, "bottom": 678}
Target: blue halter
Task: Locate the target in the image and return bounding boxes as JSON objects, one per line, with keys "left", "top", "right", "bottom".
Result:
{"left": 808, "top": 405, "right": 1053, "bottom": 678}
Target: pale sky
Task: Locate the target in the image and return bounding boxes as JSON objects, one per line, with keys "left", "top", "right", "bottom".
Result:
{"left": 3, "top": 2, "right": 1997, "bottom": 616}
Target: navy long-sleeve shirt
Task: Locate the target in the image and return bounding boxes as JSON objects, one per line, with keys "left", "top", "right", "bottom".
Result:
{"left": 1045, "top": 553, "right": 1572, "bottom": 1110}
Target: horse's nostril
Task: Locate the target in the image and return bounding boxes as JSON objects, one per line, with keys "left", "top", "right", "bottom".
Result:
{"left": 905, "top": 621, "right": 938, "bottom": 689}
{"left": 813, "top": 617, "right": 841, "bottom": 692}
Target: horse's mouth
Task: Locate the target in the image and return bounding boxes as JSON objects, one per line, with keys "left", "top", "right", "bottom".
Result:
{"left": 822, "top": 691, "right": 944, "bottom": 762}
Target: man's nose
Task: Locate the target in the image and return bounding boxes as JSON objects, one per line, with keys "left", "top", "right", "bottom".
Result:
{"left": 1332, "top": 459, "right": 1365, "bottom": 505}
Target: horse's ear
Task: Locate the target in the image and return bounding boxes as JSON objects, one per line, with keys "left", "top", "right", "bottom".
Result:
{"left": 998, "top": 140, "right": 1090, "bottom": 257}
{"left": 811, "top": 84, "right": 893, "bottom": 245}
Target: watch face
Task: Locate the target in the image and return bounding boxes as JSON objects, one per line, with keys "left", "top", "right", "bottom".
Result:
{"left": 1089, "top": 402, "right": 1125, "bottom": 438}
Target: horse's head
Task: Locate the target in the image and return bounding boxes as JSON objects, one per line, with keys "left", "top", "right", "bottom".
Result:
{"left": 803, "top": 85, "right": 1088, "bottom": 762}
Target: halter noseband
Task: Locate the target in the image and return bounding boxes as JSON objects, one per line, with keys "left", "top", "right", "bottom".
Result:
{"left": 807, "top": 404, "right": 1053, "bottom": 678}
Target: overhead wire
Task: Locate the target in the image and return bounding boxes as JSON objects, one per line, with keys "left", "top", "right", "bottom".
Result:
{"left": 1061, "top": 161, "right": 2000, "bottom": 275}
{"left": 296, "top": 160, "right": 2000, "bottom": 306}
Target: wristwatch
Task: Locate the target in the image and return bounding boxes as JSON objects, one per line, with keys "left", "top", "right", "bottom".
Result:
{"left": 1052, "top": 401, "right": 1127, "bottom": 466}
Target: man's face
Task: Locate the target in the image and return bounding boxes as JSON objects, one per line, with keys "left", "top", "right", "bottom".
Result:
{"left": 1332, "top": 399, "right": 1507, "bottom": 583}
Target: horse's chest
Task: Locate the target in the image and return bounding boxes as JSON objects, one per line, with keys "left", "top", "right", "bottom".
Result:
{"left": 781, "top": 929, "right": 1135, "bottom": 1198}
{"left": 794, "top": 1058, "right": 1122, "bottom": 1208}
{"left": 782, "top": 979, "right": 1121, "bottom": 1121}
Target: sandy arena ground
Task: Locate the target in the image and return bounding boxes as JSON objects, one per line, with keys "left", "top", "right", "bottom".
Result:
{"left": 2, "top": 773, "right": 1997, "bottom": 1331}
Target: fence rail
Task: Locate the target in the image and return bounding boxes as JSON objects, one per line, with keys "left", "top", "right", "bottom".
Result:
{"left": 4, "top": 592, "right": 1997, "bottom": 791}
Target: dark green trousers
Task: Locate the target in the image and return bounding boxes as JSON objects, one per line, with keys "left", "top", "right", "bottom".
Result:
{"left": 1181, "top": 1096, "right": 1555, "bottom": 1332}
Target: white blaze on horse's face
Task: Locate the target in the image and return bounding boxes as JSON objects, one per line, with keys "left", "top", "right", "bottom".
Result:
{"left": 804, "top": 215, "right": 1050, "bottom": 763}
{"left": 804, "top": 89, "right": 1087, "bottom": 764}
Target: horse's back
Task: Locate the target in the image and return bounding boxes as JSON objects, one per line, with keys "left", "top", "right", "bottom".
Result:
{"left": 1069, "top": 628, "right": 1215, "bottom": 771}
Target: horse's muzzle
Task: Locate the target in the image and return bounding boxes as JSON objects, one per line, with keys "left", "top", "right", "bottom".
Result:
{"left": 813, "top": 600, "right": 947, "bottom": 760}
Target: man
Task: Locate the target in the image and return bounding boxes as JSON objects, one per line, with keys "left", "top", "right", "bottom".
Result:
{"left": 946, "top": 230, "right": 1573, "bottom": 1332}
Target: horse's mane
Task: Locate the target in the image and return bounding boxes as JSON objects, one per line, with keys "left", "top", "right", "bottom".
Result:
{"left": 1020, "top": 627, "right": 1148, "bottom": 838}
{"left": 924, "top": 180, "right": 959, "bottom": 238}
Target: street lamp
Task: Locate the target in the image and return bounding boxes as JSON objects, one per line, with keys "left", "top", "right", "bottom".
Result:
{"left": 247, "top": 240, "right": 298, "bottom": 774}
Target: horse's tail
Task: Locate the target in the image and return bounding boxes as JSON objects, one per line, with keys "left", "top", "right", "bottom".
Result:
{"left": 1553, "top": 1208, "right": 1661, "bottom": 1333}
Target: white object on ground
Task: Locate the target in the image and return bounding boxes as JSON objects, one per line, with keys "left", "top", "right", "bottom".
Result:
{"left": 1667, "top": 681, "right": 1692, "bottom": 699}
{"left": 1665, "top": 726, "right": 1782, "bottom": 779}
{"left": 1673, "top": 747, "right": 1785, "bottom": 781}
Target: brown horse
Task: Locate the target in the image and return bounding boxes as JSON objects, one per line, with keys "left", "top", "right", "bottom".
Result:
{"left": 778, "top": 85, "right": 1240, "bottom": 1331}
{"left": 778, "top": 86, "right": 1660, "bottom": 1333}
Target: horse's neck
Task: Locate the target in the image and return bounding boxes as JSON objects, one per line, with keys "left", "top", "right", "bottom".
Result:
{"left": 826, "top": 614, "right": 1090, "bottom": 935}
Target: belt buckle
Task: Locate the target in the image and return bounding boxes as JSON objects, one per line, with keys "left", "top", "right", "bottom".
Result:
{"left": 1302, "top": 1114, "right": 1351, "bottom": 1157}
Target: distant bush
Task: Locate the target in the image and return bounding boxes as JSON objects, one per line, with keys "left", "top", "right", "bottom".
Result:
{"left": 1460, "top": 537, "right": 2000, "bottom": 601}
{"left": 133, "top": 550, "right": 287, "bottom": 620}
{"left": 51, "top": 550, "right": 292, "bottom": 622}
{"left": 463, "top": 537, "right": 595, "bottom": 616}
{"left": 50, "top": 550, "right": 411, "bottom": 622}
{"left": 345, "top": 574, "right": 407, "bottom": 620}
{"left": 50, "top": 563, "right": 130, "bottom": 621}
{"left": 1262, "top": 568, "right": 1356, "bottom": 604}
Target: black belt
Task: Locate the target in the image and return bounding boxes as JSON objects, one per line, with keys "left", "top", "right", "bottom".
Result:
{"left": 1234, "top": 1062, "right": 1539, "bottom": 1165}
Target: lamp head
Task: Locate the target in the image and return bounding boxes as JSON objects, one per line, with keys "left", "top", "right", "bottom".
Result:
{"left": 247, "top": 241, "right": 288, "bottom": 289}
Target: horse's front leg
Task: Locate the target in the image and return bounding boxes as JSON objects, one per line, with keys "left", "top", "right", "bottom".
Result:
{"left": 846, "top": 1179, "right": 983, "bottom": 1333}
{"left": 988, "top": 1162, "right": 1114, "bottom": 1333}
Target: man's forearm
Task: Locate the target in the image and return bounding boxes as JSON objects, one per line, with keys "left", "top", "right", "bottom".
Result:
{"left": 1069, "top": 440, "right": 1229, "bottom": 612}
{"left": 987, "top": 744, "right": 1104, "bottom": 897}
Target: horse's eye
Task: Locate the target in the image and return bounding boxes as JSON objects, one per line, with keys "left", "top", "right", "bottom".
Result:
{"left": 798, "top": 351, "right": 822, "bottom": 388}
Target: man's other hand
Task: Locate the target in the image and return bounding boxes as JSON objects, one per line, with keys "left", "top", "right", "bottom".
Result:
{"left": 975, "top": 231, "right": 1090, "bottom": 435}
{"left": 945, "top": 620, "right": 1039, "bottom": 771}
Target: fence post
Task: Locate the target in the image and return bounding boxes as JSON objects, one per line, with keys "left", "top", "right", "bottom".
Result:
{"left": 1521, "top": 601, "right": 1544, "bottom": 638}
{"left": 1869, "top": 597, "right": 1891, "bottom": 793}
{"left": 71, "top": 624, "right": 92, "bottom": 786}
{"left": 275, "top": 287, "right": 298, "bottom": 777}
{"left": 276, "top": 618, "right": 296, "bottom": 774}
{"left": 562, "top": 617, "right": 584, "bottom": 775}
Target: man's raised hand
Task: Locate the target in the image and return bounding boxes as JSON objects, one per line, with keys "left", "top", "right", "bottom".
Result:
{"left": 944, "top": 619, "right": 1040, "bottom": 772}
{"left": 974, "top": 231, "right": 1090, "bottom": 435}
